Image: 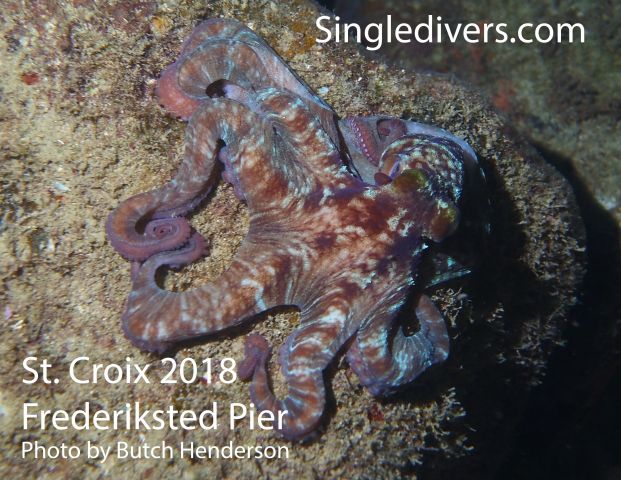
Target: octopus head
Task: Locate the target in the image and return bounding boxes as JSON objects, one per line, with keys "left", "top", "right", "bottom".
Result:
{"left": 339, "top": 116, "right": 409, "bottom": 183}
{"left": 381, "top": 132, "right": 474, "bottom": 242}
{"left": 378, "top": 133, "right": 466, "bottom": 204}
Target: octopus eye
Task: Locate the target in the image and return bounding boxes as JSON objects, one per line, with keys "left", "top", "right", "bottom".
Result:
{"left": 428, "top": 200, "right": 460, "bottom": 242}
{"left": 391, "top": 168, "right": 431, "bottom": 195}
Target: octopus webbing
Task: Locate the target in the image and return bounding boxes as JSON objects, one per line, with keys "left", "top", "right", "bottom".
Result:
{"left": 106, "top": 18, "right": 478, "bottom": 440}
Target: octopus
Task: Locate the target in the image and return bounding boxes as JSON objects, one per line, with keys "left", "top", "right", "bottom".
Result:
{"left": 106, "top": 18, "right": 478, "bottom": 440}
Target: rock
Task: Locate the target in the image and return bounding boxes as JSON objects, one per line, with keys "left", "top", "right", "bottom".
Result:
{"left": 0, "top": 0, "right": 584, "bottom": 478}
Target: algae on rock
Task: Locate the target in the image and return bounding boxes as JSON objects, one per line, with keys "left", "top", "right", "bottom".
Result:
{"left": 0, "top": 0, "right": 584, "bottom": 478}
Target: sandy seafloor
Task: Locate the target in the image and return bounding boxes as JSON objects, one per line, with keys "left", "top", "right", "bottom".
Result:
{"left": 1, "top": 0, "right": 612, "bottom": 479}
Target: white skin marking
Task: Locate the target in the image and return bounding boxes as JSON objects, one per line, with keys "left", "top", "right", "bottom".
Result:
{"left": 288, "top": 365, "right": 315, "bottom": 376}
{"left": 387, "top": 215, "right": 400, "bottom": 231}
{"left": 157, "top": 322, "right": 169, "bottom": 339}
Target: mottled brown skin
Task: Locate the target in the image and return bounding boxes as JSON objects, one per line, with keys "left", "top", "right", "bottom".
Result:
{"left": 106, "top": 19, "right": 473, "bottom": 440}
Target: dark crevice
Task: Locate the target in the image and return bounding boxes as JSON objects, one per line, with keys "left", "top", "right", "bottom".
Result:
{"left": 493, "top": 144, "right": 621, "bottom": 480}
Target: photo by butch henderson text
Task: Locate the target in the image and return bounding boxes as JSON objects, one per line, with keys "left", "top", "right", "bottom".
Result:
{"left": 21, "top": 356, "right": 290, "bottom": 461}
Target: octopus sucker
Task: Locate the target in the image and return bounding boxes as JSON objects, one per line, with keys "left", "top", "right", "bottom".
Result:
{"left": 107, "top": 18, "right": 479, "bottom": 440}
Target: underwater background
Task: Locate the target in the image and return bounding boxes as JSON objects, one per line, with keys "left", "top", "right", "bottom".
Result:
{"left": 0, "top": 0, "right": 619, "bottom": 478}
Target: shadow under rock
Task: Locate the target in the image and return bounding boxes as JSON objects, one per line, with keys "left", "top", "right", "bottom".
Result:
{"left": 379, "top": 152, "right": 580, "bottom": 477}
{"left": 492, "top": 145, "right": 621, "bottom": 480}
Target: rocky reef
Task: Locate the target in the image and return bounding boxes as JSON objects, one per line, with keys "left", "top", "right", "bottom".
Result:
{"left": 0, "top": 0, "right": 586, "bottom": 478}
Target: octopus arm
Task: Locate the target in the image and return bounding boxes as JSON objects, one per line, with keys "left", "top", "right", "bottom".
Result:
{"left": 157, "top": 19, "right": 339, "bottom": 143}
{"left": 122, "top": 233, "right": 293, "bottom": 353}
{"left": 106, "top": 96, "right": 288, "bottom": 261}
{"left": 347, "top": 294, "right": 449, "bottom": 396}
{"left": 239, "top": 294, "right": 357, "bottom": 440}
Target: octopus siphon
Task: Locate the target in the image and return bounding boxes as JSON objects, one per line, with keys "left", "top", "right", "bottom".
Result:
{"left": 106, "top": 18, "right": 478, "bottom": 440}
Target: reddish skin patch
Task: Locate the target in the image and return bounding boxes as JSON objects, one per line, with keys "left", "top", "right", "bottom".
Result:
{"left": 21, "top": 72, "right": 40, "bottom": 85}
